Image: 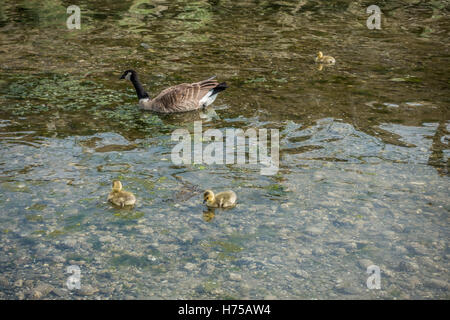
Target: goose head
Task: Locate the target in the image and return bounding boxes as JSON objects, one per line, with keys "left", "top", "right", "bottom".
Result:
{"left": 203, "top": 190, "right": 215, "bottom": 205}
{"left": 112, "top": 180, "right": 123, "bottom": 192}
{"left": 119, "top": 69, "right": 150, "bottom": 100}
{"left": 119, "top": 69, "right": 137, "bottom": 81}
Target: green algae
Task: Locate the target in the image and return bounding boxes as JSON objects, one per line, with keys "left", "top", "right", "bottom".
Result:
{"left": 1, "top": 74, "right": 172, "bottom": 136}
{"left": 210, "top": 240, "right": 243, "bottom": 253}
{"left": 265, "top": 183, "right": 289, "bottom": 197}
{"left": 25, "top": 214, "right": 44, "bottom": 222}
{"left": 113, "top": 211, "right": 144, "bottom": 220}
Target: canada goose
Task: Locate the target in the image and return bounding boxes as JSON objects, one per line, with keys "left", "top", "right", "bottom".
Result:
{"left": 203, "top": 190, "right": 237, "bottom": 208}
{"left": 107, "top": 180, "right": 136, "bottom": 208}
{"left": 314, "top": 51, "right": 335, "bottom": 65}
{"left": 119, "top": 69, "right": 228, "bottom": 113}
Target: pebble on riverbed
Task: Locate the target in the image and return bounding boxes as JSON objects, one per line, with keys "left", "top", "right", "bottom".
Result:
{"left": 31, "top": 283, "right": 55, "bottom": 299}
{"left": 229, "top": 273, "right": 242, "bottom": 281}
{"left": 333, "top": 281, "right": 360, "bottom": 295}
{"left": 305, "top": 226, "right": 323, "bottom": 236}
{"left": 0, "top": 276, "right": 10, "bottom": 288}
{"left": 425, "top": 279, "right": 449, "bottom": 291}
{"left": 184, "top": 263, "right": 196, "bottom": 271}
{"left": 358, "top": 259, "right": 374, "bottom": 270}
{"left": 77, "top": 285, "right": 99, "bottom": 296}
{"left": 408, "top": 242, "right": 428, "bottom": 256}
{"left": 292, "top": 269, "right": 309, "bottom": 279}
{"left": 397, "top": 261, "right": 419, "bottom": 272}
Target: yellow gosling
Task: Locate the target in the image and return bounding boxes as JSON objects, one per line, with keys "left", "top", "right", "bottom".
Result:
{"left": 203, "top": 190, "right": 237, "bottom": 208}
{"left": 315, "top": 51, "right": 336, "bottom": 65}
{"left": 107, "top": 180, "right": 136, "bottom": 208}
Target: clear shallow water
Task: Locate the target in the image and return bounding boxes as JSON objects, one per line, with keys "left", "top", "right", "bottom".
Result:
{"left": 0, "top": 0, "right": 449, "bottom": 299}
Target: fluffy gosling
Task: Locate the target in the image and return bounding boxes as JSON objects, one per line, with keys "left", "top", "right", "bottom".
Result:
{"left": 315, "top": 51, "right": 336, "bottom": 65}
{"left": 203, "top": 190, "right": 237, "bottom": 208}
{"left": 107, "top": 180, "right": 136, "bottom": 208}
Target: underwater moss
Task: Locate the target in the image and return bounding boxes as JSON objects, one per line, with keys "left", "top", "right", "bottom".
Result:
{"left": 25, "top": 214, "right": 44, "bottom": 222}
{"left": 210, "top": 240, "right": 243, "bottom": 253}
{"left": 27, "top": 203, "right": 47, "bottom": 211}
{"left": 203, "top": 280, "right": 220, "bottom": 293}
{"left": 110, "top": 253, "right": 160, "bottom": 268}
{"left": 265, "top": 183, "right": 289, "bottom": 197}
{"left": 48, "top": 229, "right": 65, "bottom": 237}
{"left": 113, "top": 211, "right": 145, "bottom": 220}
{"left": 1, "top": 74, "right": 173, "bottom": 136}
{"left": 244, "top": 77, "right": 267, "bottom": 84}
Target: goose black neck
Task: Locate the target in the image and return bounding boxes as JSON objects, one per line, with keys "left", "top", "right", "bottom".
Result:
{"left": 130, "top": 74, "right": 149, "bottom": 100}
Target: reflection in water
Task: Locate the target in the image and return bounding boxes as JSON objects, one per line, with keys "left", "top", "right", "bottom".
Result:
{"left": 202, "top": 208, "right": 215, "bottom": 222}
{"left": 0, "top": 0, "right": 448, "bottom": 300}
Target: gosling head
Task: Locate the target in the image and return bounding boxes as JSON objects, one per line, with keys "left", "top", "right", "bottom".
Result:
{"left": 317, "top": 51, "right": 323, "bottom": 59}
{"left": 112, "top": 180, "right": 123, "bottom": 192}
{"left": 203, "top": 190, "right": 215, "bottom": 205}
{"left": 119, "top": 69, "right": 137, "bottom": 81}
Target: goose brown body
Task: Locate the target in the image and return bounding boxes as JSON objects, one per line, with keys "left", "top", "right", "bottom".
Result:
{"left": 120, "top": 70, "right": 227, "bottom": 114}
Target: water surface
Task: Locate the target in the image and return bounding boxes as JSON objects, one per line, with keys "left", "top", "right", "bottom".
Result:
{"left": 0, "top": 0, "right": 449, "bottom": 299}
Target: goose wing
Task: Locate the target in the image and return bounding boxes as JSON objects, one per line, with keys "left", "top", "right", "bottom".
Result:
{"left": 150, "top": 78, "right": 220, "bottom": 113}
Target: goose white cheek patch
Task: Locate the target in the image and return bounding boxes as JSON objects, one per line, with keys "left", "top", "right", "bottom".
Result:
{"left": 125, "top": 73, "right": 132, "bottom": 81}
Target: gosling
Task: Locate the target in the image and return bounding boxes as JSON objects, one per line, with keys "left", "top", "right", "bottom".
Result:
{"left": 203, "top": 190, "right": 237, "bottom": 208}
{"left": 314, "top": 51, "right": 336, "bottom": 64}
{"left": 107, "top": 180, "right": 136, "bottom": 208}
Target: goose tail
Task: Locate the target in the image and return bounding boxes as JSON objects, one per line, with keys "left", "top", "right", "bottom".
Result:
{"left": 211, "top": 82, "right": 228, "bottom": 95}
{"left": 199, "top": 82, "right": 228, "bottom": 107}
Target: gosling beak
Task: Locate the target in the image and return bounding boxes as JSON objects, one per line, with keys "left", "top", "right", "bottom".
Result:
{"left": 203, "top": 199, "right": 207, "bottom": 204}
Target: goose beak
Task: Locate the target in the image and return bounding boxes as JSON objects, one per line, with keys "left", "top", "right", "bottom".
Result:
{"left": 119, "top": 74, "right": 125, "bottom": 80}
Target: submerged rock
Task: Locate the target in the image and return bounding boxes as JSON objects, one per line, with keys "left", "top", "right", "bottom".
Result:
{"left": 78, "top": 285, "right": 99, "bottom": 296}
{"left": 16, "top": 291, "right": 25, "bottom": 300}
{"left": 14, "top": 279, "right": 23, "bottom": 287}
{"left": 334, "top": 282, "right": 360, "bottom": 295}
{"left": 425, "top": 279, "right": 449, "bottom": 291}
{"left": 397, "top": 261, "right": 419, "bottom": 272}
{"left": 404, "top": 276, "right": 421, "bottom": 289}
{"left": 312, "top": 248, "right": 325, "bottom": 256}
{"left": 184, "top": 263, "right": 196, "bottom": 271}
{"left": 0, "top": 276, "right": 10, "bottom": 288}
{"left": 202, "top": 263, "right": 215, "bottom": 275}
{"left": 305, "top": 226, "right": 323, "bottom": 236}
{"left": 229, "top": 273, "right": 242, "bottom": 281}
{"left": 31, "top": 283, "right": 55, "bottom": 299}
{"left": 298, "top": 248, "right": 312, "bottom": 256}
{"left": 51, "top": 287, "right": 66, "bottom": 297}
{"left": 408, "top": 243, "right": 428, "bottom": 256}
{"left": 292, "top": 269, "right": 309, "bottom": 279}
{"left": 358, "top": 259, "right": 374, "bottom": 270}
